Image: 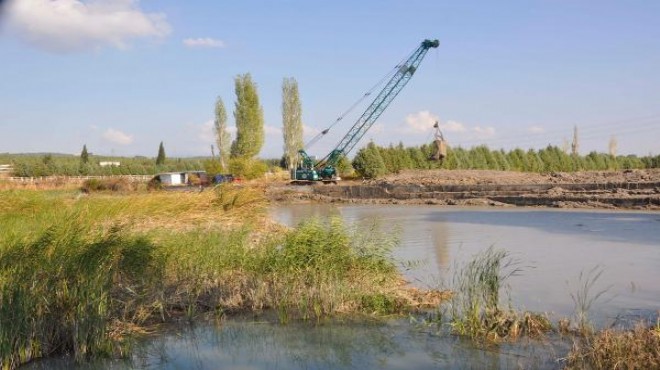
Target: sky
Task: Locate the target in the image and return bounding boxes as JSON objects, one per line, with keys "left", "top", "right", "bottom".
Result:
{"left": 0, "top": 0, "right": 659, "bottom": 159}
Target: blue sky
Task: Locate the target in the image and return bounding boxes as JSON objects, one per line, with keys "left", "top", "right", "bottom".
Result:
{"left": 1, "top": 0, "right": 659, "bottom": 158}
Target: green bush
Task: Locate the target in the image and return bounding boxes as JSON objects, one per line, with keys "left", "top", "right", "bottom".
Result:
{"left": 228, "top": 157, "right": 268, "bottom": 180}
{"left": 352, "top": 142, "right": 387, "bottom": 179}
{"left": 81, "top": 178, "right": 135, "bottom": 193}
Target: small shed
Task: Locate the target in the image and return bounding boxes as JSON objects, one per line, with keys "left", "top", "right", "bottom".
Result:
{"left": 156, "top": 172, "right": 186, "bottom": 186}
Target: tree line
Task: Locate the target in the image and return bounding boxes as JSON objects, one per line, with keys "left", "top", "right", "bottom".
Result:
{"left": 350, "top": 142, "right": 660, "bottom": 178}
{"left": 3, "top": 72, "right": 658, "bottom": 179}
{"left": 4, "top": 142, "right": 658, "bottom": 179}
{"left": 4, "top": 154, "right": 206, "bottom": 177}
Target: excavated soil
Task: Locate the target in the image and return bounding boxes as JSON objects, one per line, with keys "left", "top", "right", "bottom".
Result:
{"left": 267, "top": 169, "right": 660, "bottom": 210}
{"left": 376, "top": 169, "right": 660, "bottom": 186}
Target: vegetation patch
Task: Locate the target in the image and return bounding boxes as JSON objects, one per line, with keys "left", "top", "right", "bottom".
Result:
{"left": 565, "top": 321, "right": 660, "bottom": 370}
{"left": 81, "top": 178, "right": 137, "bottom": 193}
{"left": 439, "top": 247, "right": 551, "bottom": 342}
{"left": 351, "top": 143, "right": 660, "bottom": 178}
{"left": 0, "top": 189, "right": 424, "bottom": 369}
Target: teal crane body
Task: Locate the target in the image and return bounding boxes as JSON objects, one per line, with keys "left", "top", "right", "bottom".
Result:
{"left": 294, "top": 39, "right": 439, "bottom": 182}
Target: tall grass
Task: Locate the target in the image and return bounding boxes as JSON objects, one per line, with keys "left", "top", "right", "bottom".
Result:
{"left": 0, "top": 218, "right": 164, "bottom": 368}
{"left": 444, "top": 247, "right": 550, "bottom": 342}
{"left": 0, "top": 188, "right": 411, "bottom": 368}
{"left": 569, "top": 266, "right": 612, "bottom": 335}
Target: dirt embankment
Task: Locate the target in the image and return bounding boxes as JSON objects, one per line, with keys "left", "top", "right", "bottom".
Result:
{"left": 267, "top": 169, "right": 660, "bottom": 210}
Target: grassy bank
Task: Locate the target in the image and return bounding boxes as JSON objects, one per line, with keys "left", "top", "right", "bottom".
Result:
{"left": 0, "top": 187, "right": 421, "bottom": 369}
{"left": 565, "top": 322, "right": 660, "bottom": 369}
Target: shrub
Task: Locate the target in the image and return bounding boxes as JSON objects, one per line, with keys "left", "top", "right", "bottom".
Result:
{"left": 81, "top": 178, "right": 135, "bottom": 193}
{"left": 228, "top": 157, "right": 268, "bottom": 180}
{"left": 352, "top": 142, "right": 387, "bottom": 179}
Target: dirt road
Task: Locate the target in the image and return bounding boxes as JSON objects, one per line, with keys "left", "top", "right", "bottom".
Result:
{"left": 268, "top": 169, "right": 660, "bottom": 210}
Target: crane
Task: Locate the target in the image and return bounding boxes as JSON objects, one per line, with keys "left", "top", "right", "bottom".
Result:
{"left": 293, "top": 38, "right": 439, "bottom": 182}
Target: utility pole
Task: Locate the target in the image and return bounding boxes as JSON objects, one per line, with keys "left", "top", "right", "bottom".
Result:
{"left": 571, "top": 126, "right": 579, "bottom": 156}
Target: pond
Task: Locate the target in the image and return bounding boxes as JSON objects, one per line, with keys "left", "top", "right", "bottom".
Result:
{"left": 271, "top": 204, "right": 660, "bottom": 323}
{"left": 24, "top": 318, "right": 569, "bottom": 370}
{"left": 25, "top": 205, "right": 659, "bottom": 369}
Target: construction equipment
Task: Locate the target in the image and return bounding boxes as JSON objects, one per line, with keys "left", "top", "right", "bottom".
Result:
{"left": 429, "top": 121, "right": 447, "bottom": 161}
{"left": 293, "top": 39, "right": 439, "bottom": 182}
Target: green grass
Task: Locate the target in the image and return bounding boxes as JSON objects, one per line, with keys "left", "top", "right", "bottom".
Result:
{"left": 0, "top": 188, "right": 408, "bottom": 368}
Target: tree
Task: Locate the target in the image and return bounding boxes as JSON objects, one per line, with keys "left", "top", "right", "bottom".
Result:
{"left": 156, "top": 141, "right": 166, "bottom": 165}
{"left": 231, "top": 73, "right": 264, "bottom": 158}
{"left": 214, "top": 96, "right": 231, "bottom": 170}
{"left": 80, "top": 144, "right": 89, "bottom": 164}
{"left": 352, "top": 142, "right": 387, "bottom": 179}
{"left": 282, "top": 77, "right": 304, "bottom": 170}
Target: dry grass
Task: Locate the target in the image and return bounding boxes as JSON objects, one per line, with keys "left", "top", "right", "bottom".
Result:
{"left": 81, "top": 178, "right": 138, "bottom": 192}
{"left": 0, "top": 178, "right": 80, "bottom": 191}
{"left": 565, "top": 321, "right": 660, "bottom": 369}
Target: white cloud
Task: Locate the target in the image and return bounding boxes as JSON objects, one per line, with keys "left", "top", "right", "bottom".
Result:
{"left": 471, "top": 126, "right": 496, "bottom": 138}
{"left": 192, "top": 119, "right": 236, "bottom": 144}
{"left": 183, "top": 37, "right": 225, "bottom": 48}
{"left": 264, "top": 125, "right": 282, "bottom": 136}
{"left": 527, "top": 126, "right": 545, "bottom": 134}
{"left": 102, "top": 128, "right": 133, "bottom": 145}
{"left": 303, "top": 124, "right": 321, "bottom": 138}
{"left": 197, "top": 120, "right": 215, "bottom": 143}
{"left": 403, "top": 110, "right": 438, "bottom": 133}
{"left": 5, "top": 0, "right": 170, "bottom": 53}
{"left": 370, "top": 123, "right": 385, "bottom": 135}
{"left": 441, "top": 120, "right": 467, "bottom": 133}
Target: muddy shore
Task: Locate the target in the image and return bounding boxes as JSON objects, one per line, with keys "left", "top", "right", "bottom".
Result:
{"left": 267, "top": 169, "right": 660, "bottom": 210}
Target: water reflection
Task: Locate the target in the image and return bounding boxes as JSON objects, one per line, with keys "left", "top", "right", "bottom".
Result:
{"left": 270, "top": 205, "right": 660, "bottom": 322}
{"left": 426, "top": 209, "right": 660, "bottom": 247}
{"left": 24, "top": 319, "right": 566, "bottom": 370}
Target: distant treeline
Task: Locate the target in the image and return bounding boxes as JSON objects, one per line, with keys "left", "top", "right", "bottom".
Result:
{"left": 0, "top": 154, "right": 208, "bottom": 177}
{"left": 2, "top": 144, "right": 659, "bottom": 178}
{"left": 351, "top": 143, "right": 660, "bottom": 178}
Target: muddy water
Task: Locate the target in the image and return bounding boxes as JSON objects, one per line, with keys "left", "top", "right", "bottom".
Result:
{"left": 271, "top": 205, "right": 660, "bottom": 323}
{"left": 25, "top": 206, "right": 658, "bottom": 370}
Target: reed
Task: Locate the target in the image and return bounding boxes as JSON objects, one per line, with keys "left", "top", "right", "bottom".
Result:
{"left": 569, "top": 266, "right": 611, "bottom": 336}
{"left": 0, "top": 188, "right": 414, "bottom": 368}
{"left": 445, "top": 247, "right": 550, "bottom": 342}
{"left": 564, "top": 320, "right": 660, "bottom": 369}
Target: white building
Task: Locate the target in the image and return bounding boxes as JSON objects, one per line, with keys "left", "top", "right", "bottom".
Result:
{"left": 99, "top": 161, "right": 121, "bottom": 167}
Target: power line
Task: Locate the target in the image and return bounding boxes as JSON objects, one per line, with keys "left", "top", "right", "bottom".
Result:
{"left": 450, "top": 116, "right": 660, "bottom": 148}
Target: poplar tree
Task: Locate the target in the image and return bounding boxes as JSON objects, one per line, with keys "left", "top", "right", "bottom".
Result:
{"left": 282, "top": 77, "right": 304, "bottom": 170}
{"left": 156, "top": 141, "right": 166, "bottom": 165}
{"left": 80, "top": 144, "right": 89, "bottom": 164}
{"left": 231, "top": 73, "right": 264, "bottom": 158}
{"left": 214, "top": 96, "right": 231, "bottom": 169}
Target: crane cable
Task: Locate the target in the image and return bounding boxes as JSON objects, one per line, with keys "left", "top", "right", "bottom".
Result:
{"left": 303, "top": 46, "right": 419, "bottom": 149}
